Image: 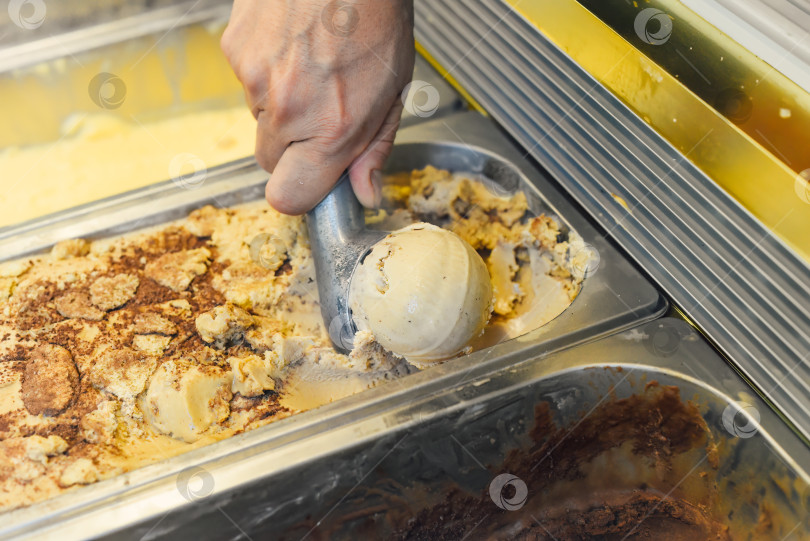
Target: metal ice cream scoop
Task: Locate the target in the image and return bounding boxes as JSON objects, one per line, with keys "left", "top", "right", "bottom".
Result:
{"left": 306, "top": 172, "right": 387, "bottom": 353}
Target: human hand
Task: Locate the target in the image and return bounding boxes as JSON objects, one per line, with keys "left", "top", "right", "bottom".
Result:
{"left": 222, "top": 0, "right": 415, "bottom": 214}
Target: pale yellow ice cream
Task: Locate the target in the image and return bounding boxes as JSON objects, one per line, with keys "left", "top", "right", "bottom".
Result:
{"left": 349, "top": 223, "right": 493, "bottom": 364}
{"left": 0, "top": 109, "right": 255, "bottom": 228}
{"left": 142, "top": 359, "right": 232, "bottom": 443}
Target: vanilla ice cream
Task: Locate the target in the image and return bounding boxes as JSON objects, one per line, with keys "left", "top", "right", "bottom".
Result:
{"left": 349, "top": 223, "right": 493, "bottom": 364}
{"left": 142, "top": 359, "right": 232, "bottom": 443}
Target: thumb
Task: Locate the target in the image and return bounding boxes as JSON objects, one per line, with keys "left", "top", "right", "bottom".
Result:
{"left": 348, "top": 99, "right": 404, "bottom": 208}
{"left": 266, "top": 141, "right": 351, "bottom": 215}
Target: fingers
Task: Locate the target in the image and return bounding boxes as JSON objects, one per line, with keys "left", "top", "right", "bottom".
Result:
{"left": 348, "top": 99, "right": 404, "bottom": 208}
{"left": 254, "top": 111, "right": 289, "bottom": 173}
{"left": 265, "top": 140, "right": 353, "bottom": 215}
{"left": 265, "top": 96, "right": 404, "bottom": 214}
{"left": 251, "top": 66, "right": 319, "bottom": 173}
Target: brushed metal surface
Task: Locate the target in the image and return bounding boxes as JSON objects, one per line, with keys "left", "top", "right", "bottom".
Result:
{"left": 414, "top": 0, "right": 810, "bottom": 444}
{"left": 306, "top": 174, "right": 386, "bottom": 352}
{"left": 0, "top": 0, "right": 205, "bottom": 49}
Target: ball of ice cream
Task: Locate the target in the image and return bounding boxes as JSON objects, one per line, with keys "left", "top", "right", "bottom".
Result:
{"left": 349, "top": 223, "right": 493, "bottom": 364}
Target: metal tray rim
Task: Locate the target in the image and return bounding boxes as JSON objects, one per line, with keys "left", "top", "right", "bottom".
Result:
{"left": 0, "top": 0, "right": 231, "bottom": 73}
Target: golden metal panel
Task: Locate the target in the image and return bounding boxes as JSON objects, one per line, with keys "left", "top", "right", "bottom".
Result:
{"left": 415, "top": 41, "right": 484, "bottom": 115}
{"left": 500, "top": 0, "right": 810, "bottom": 259}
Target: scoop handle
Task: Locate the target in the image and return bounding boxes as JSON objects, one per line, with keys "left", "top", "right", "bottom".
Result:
{"left": 306, "top": 171, "right": 386, "bottom": 352}
{"left": 308, "top": 171, "right": 366, "bottom": 237}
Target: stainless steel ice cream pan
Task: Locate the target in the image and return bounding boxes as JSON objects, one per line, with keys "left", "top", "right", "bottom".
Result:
{"left": 131, "top": 319, "right": 810, "bottom": 539}
{"left": 0, "top": 111, "right": 666, "bottom": 538}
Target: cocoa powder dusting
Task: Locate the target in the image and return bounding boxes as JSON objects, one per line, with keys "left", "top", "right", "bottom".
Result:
{"left": 136, "top": 226, "right": 209, "bottom": 256}
{"left": 0, "top": 344, "right": 27, "bottom": 363}
{"left": 189, "top": 259, "right": 228, "bottom": 313}
{"left": 124, "top": 277, "right": 179, "bottom": 309}
{"left": 21, "top": 344, "right": 80, "bottom": 417}
{"left": 0, "top": 225, "right": 231, "bottom": 491}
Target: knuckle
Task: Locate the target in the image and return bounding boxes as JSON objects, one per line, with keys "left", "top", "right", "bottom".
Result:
{"left": 239, "top": 62, "right": 267, "bottom": 98}
{"left": 254, "top": 133, "right": 279, "bottom": 173}
{"left": 219, "top": 28, "right": 237, "bottom": 63}
{"left": 365, "top": 142, "right": 393, "bottom": 165}
{"left": 266, "top": 89, "right": 295, "bottom": 124}
{"left": 255, "top": 152, "right": 271, "bottom": 173}
{"left": 305, "top": 139, "right": 341, "bottom": 162}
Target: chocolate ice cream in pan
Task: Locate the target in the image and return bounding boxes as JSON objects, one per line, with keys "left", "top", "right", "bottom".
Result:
{"left": 0, "top": 113, "right": 665, "bottom": 535}
{"left": 257, "top": 319, "right": 810, "bottom": 541}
